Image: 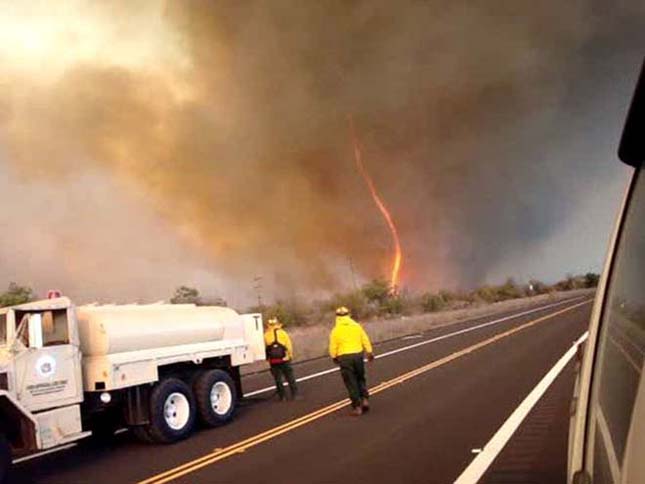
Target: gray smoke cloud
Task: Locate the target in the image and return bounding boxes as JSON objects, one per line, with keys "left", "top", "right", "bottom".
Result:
{"left": 0, "top": 0, "right": 643, "bottom": 304}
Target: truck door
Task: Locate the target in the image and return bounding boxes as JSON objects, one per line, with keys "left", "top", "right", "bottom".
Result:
{"left": 13, "top": 309, "right": 83, "bottom": 412}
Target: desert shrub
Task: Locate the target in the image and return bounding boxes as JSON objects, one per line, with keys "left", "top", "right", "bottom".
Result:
{"left": 497, "top": 278, "right": 525, "bottom": 300}
{"left": 200, "top": 295, "right": 228, "bottom": 307}
{"left": 380, "top": 290, "right": 415, "bottom": 316}
{"left": 455, "top": 291, "right": 476, "bottom": 304}
{"left": 553, "top": 274, "right": 586, "bottom": 291}
{"left": 0, "top": 282, "right": 34, "bottom": 308}
{"left": 380, "top": 296, "right": 403, "bottom": 316}
{"left": 439, "top": 290, "right": 459, "bottom": 303}
{"left": 474, "top": 285, "right": 499, "bottom": 303}
{"left": 584, "top": 272, "right": 600, "bottom": 288}
{"left": 473, "top": 278, "right": 524, "bottom": 303}
{"left": 528, "top": 279, "right": 549, "bottom": 295}
{"left": 421, "top": 292, "right": 448, "bottom": 312}
{"left": 361, "top": 279, "right": 391, "bottom": 306}
{"left": 326, "top": 290, "right": 373, "bottom": 320}
{"left": 171, "top": 286, "right": 228, "bottom": 307}
{"left": 170, "top": 286, "right": 201, "bottom": 305}
{"left": 263, "top": 299, "right": 310, "bottom": 327}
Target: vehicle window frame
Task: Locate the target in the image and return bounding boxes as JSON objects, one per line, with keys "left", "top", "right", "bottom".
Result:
{"left": 584, "top": 166, "right": 643, "bottom": 479}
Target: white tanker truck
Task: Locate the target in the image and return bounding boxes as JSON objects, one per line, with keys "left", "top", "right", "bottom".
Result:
{"left": 0, "top": 296, "right": 265, "bottom": 472}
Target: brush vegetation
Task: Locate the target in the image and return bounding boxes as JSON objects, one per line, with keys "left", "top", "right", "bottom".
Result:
{"left": 1, "top": 274, "right": 599, "bottom": 326}
{"left": 246, "top": 273, "right": 598, "bottom": 327}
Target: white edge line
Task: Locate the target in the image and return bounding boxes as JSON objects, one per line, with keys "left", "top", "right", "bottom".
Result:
{"left": 243, "top": 367, "right": 341, "bottom": 397}
{"left": 14, "top": 297, "right": 587, "bottom": 464}
{"left": 243, "top": 296, "right": 586, "bottom": 398}
{"left": 453, "top": 331, "right": 590, "bottom": 484}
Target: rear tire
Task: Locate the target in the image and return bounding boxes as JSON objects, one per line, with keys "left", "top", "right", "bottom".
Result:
{"left": 194, "top": 369, "right": 237, "bottom": 427}
{"left": 146, "top": 378, "right": 196, "bottom": 444}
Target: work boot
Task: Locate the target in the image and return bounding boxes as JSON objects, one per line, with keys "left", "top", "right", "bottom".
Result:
{"left": 361, "top": 398, "right": 370, "bottom": 412}
{"left": 350, "top": 406, "right": 363, "bottom": 417}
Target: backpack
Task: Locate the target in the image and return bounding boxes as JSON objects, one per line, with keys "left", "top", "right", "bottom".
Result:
{"left": 266, "top": 329, "right": 288, "bottom": 362}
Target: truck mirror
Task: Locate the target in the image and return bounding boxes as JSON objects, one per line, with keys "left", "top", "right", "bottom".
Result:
{"left": 10, "top": 337, "right": 24, "bottom": 354}
{"left": 619, "top": 57, "right": 645, "bottom": 167}
{"left": 28, "top": 314, "right": 44, "bottom": 349}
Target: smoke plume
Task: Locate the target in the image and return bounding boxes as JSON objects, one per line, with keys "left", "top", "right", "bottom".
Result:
{"left": 0, "top": 1, "right": 643, "bottom": 303}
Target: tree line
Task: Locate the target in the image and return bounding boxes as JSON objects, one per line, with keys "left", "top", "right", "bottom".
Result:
{"left": 0, "top": 273, "right": 600, "bottom": 326}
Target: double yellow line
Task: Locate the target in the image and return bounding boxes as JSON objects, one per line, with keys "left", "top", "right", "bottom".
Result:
{"left": 139, "top": 299, "right": 591, "bottom": 484}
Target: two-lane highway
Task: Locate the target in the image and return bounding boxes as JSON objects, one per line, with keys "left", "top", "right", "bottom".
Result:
{"left": 11, "top": 297, "right": 592, "bottom": 484}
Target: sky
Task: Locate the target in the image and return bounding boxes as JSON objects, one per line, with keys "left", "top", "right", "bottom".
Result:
{"left": 0, "top": 1, "right": 643, "bottom": 307}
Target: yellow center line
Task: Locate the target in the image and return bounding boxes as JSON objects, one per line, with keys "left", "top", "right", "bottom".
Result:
{"left": 137, "top": 398, "right": 351, "bottom": 484}
{"left": 373, "top": 300, "right": 591, "bottom": 393}
{"left": 139, "top": 299, "right": 592, "bottom": 484}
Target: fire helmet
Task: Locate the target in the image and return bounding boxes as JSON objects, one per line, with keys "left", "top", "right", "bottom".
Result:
{"left": 335, "top": 306, "right": 350, "bottom": 316}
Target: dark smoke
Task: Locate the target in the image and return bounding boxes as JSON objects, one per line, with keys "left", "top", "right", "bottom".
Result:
{"left": 0, "top": 1, "right": 643, "bottom": 303}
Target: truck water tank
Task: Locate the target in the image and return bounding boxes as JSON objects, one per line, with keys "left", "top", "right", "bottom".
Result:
{"left": 76, "top": 304, "right": 241, "bottom": 356}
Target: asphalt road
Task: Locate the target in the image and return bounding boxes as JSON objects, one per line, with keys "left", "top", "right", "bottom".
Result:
{"left": 11, "top": 297, "right": 592, "bottom": 484}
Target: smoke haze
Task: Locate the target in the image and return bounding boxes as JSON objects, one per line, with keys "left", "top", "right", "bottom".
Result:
{"left": 0, "top": 1, "right": 643, "bottom": 305}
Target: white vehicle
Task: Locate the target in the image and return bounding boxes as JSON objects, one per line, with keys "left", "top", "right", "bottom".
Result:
{"left": 0, "top": 297, "right": 265, "bottom": 477}
{"left": 568, "top": 58, "right": 645, "bottom": 483}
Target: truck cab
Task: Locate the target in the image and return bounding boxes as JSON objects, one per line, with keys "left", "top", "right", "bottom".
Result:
{"left": 0, "top": 297, "right": 87, "bottom": 457}
{"left": 568, "top": 59, "right": 645, "bottom": 483}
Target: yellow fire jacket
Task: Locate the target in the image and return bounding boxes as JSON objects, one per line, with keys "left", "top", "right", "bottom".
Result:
{"left": 264, "top": 322, "right": 293, "bottom": 361}
{"left": 328, "top": 315, "right": 373, "bottom": 358}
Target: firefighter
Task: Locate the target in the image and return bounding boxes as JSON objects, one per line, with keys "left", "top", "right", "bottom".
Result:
{"left": 329, "top": 306, "right": 374, "bottom": 416}
{"left": 264, "top": 317, "right": 298, "bottom": 401}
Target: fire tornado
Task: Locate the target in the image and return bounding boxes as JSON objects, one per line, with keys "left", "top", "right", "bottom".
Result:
{"left": 348, "top": 116, "right": 403, "bottom": 290}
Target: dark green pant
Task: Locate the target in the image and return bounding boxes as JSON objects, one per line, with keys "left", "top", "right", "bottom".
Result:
{"left": 338, "top": 353, "right": 369, "bottom": 408}
{"left": 270, "top": 362, "right": 298, "bottom": 399}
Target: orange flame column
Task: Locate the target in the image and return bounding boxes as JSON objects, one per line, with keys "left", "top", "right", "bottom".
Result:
{"left": 348, "top": 115, "right": 402, "bottom": 291}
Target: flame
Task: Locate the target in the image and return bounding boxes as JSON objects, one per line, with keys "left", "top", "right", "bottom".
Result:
{"left": 348, "top": 115, "right": 403, "bottom": 291}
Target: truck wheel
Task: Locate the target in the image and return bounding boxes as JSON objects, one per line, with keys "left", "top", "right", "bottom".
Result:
{"left": 0, "top": 433, "right": 10, "bottom": 484}
{"left": 147, "top": 378, "right": 196, "bottom": 444}
{"left": 194, "top": 369, "right": 237, "bottom": 427}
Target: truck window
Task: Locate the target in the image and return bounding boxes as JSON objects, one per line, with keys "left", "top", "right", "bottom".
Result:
{"left": 41, "top": 310, "right": 69, "bottom": 346}
{"left": 13, "top": 310, "right": 70, "bottom": 347}
{"left": 590, "top": 169, "right": 645, "bottom": 483}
